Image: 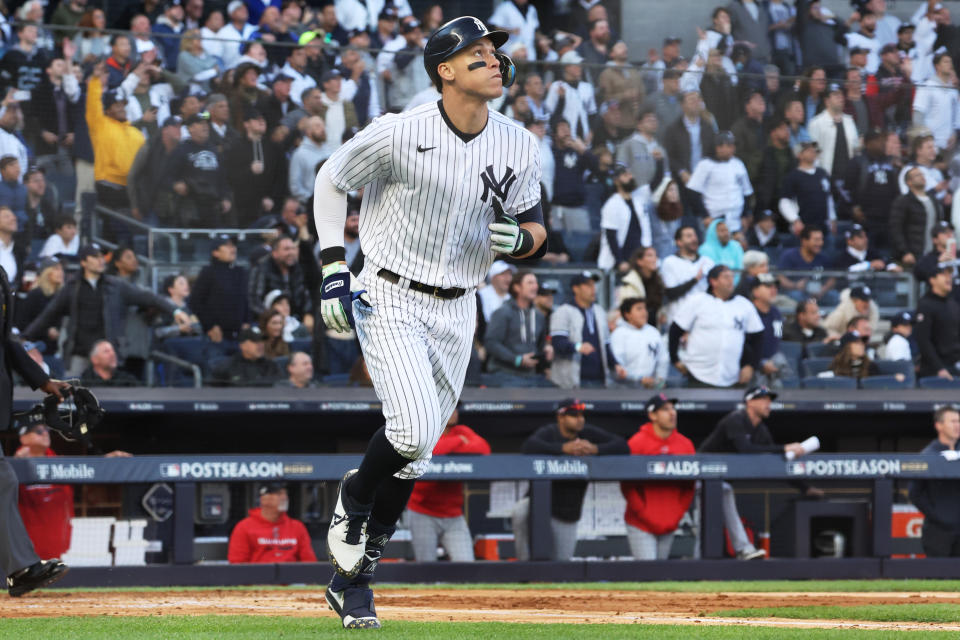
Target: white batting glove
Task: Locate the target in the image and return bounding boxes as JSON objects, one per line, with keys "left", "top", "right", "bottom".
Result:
{"left": 488, "top": 198, "right": 522, "bottom": 255}
{"left": 320, "top": 263, "right": 370, "bottom": 333}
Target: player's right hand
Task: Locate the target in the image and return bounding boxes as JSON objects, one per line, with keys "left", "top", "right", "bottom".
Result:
{"left": 320, "top": 263, "right": 369, "bottom": 333}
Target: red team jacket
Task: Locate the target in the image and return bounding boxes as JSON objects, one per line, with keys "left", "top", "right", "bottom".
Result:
{"left": 621, "top": 423, "right": 696, "bottom": 535}
{"left": 407, "top": 425, "right": 491, "bottom": 518}
{"left": 17, "top": 448, "right": 74, "bottom": 560}
{"left": 227, "top": 508, "right": 317, "bottom": 563}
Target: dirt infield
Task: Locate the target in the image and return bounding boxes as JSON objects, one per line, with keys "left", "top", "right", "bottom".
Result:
{"left": 4, "top": 588, "right": 960, "bottom": 630}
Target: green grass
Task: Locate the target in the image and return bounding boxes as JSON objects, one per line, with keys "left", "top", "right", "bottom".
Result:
{"left": 47, "top": 579, "right": 960, "bottom": 594}
{"left": 0, "top": 617, "right": 954, "bottom": 639}
{"left": 712, "top": 603, "right": 960, "bottom": 623}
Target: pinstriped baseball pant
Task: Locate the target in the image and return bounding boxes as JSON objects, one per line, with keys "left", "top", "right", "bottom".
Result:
{"left": 354, "top": 266, "right": 476, "bottom": 480}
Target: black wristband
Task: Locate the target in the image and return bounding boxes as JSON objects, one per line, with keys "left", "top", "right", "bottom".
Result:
{"left": 320, "top": 246, "right": 346, "bottom": 267}
{"left": 511, "top": 228, "right": 535, "bottom": 256}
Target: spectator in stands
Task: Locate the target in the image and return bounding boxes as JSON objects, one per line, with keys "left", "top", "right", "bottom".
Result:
{"left": 212, "top": 326, "right": 282, "bottom": 386}
{"left": 728, "top": 0, "right": 771, "bottom": 63}
{"left": 158, "top": 273, "right": 198, "bottom": 330}
{"left": 545, "top": 51, "right": 596, "bottom": 142}
{"left": 745, "top": 211, "right": 778, "bottom": 250}
{"left": 647, "top": 178, "right": 683, "bottom": 262}
{"left": 670, "top": 264, "right": 763, "bottom": 388}
{"left": 260, "top": 309, "right": 289, "bottom": 359}
{"left": 731, "top": 90, "right": 767, "bottom": 181}
{"left": 734, "top": 250, "right": 770, "bottom": 298}
{"left": 205, "top": 94, "right": 235, "bottom": 154}
{"left": 643, "top": 68, "right": 683, "bottom": 142}
{"left": 0, "top": 156, "right": 26, "bottom": 226}
{"left": 226, "top": 109, "right": 284, "bottom": 227}
{"left": 750, "top": 273, "right": 794, "bottom": 387}
{"left": 288, "top": 116, "right": 327, "bottom": 203}
{"left": 829, "top": 330, "right": 884, "bottom": 380}
{"left": 176, "top": 29, "right": 218, "bottom": 93}
{"left": 615, "top": 247, "right": 664, "bottom": 326}
{"left": 0, "top": 24, "right": 49, "bottom": 94}
{"left": 777, "top": 226, "right": 835, "bottom": 303}
{"left": 274, "top": 351, "right": 316, "bottom": 389}
{"left": 913, "top": 53, "right": 960, "bottom": 152}
{"left": 833, "top": 223, "right": 887, "bottom": 271}
{"left": 665, "top": 90, "right": 716, "bottom": 215}
{"left": 782, "top": 298, "right": 828, "bottom": 354}
{"left": 484, "top": 269, "right": 552, "bottom": 385}
{"left": 915, "top": 263, "right": 960, "bottom": 380}
{"left": 596, "top": 41, "right": 643, "bottom": 129}
{"left": 620, "top": 394, "right": 694, "bottom": 560}
{"left": 228, "top": 62, "right": 269, "bottom": 128}
{"left": 86, "top": 65, "right": 145, "bottom": 213}
{"left": 248, "top": 235, "right": 315, "bottom": 329}
{"left": 0, "top": 206, "right": 24, "bottom": 289}
{"left": 549, "top": 118, "right": 593, "bottom": 235}
{"left": 80, "top": 339, "right": 139, "bottom": 386}
{"left": 24, "top": 166, "right": 60, "bottom": 245}
{"left": 189, "top": 236, "right": 249, "bottom": 343}
{"left": 875, "top": 44, "right": 912, "bottom": 127}
{"left": 317, "top": 70, "right": 358, "bottom": 158}
{"left": 687, "top": 131, "right": 753, "bottom": 236}
{"left": 382, "top": 20, "right": 431, "bottom": 113}
{"left": 153, "top": 0, "right": 185, "bottom": 71}
{"left": 783, "top": 97, "right": 812, "bottom": 150}
{"left": 915, "top": 221, "right": 956, "bottom": 285}
{"left": 53, "top": 0, "right": 89, "bottom": 38}
{"left": 897, "top": 135, "right": 948, "bottom": 201}
{"left": 407, "top": 406, "right": 491, "bottom": 562}
{"left": 0, "top": 95, "right": 28, "bottom": 181}
{"left": 109, "top": 246, "right": 140, "bottom": 284}
{"left": 661, "top": 225, "right": 715, "bottom": 322}
{"left": 28, "top": 56, "right": 79, "bottom": 175}
{"left": 512, "top": 398, "right": 628, "bottom": 561}
{"left": 13, "top": 414, "right": 73, "bottom": 560}
{"left": 279, "top": 45, "right": 316, "bottom": 110}
{"left": 809, "top": 83, "right": 860, "bottom": 187}
{"left": 908, "top": 407, "right": 960, "bottom": 557}
{"left": 219, "top": 1, "right": 256, "bottom": 69}
{"left": 825, "top": 284, "right": 879, "bottom": 338}
{"left": 598, "top": 163, "right": 652, "bottom": 272}
{"left": 164, "top": 114, "right": 233, "bottom": 227}
{"left": 128, "top": 116, "right": 181, "bottom": 225}
{"left": 699, "top": 219, "right": 744, "bottom": 274}
{"left": 697, "top": 48, "right": 738, "bottom": 133}
{"left": 700, "top": 386, "right": 812, "bottom": 559}
{"left": 257, "top": 73, "right": 294, "bottom": 133}
{"left": 228, "top": 483, "right": 316, "bottom": 563}
{"left": 102, "top": 34, "right": 133, "bottom": 90}
{"left": 610, "top": 297, "right": 666, "bottom": 387}
{"left": 15, "top": 257, "right": 62, "bottom": 354}
{"left": 883, "top": 311, "right": 914, "bottom": 363}
{"left": 616, "top": 108, "right": 665, "bottom": 190}
{"left": 779, "top": 142, "right": 835, "bottom": 234}
{"left": 576, "top": 17, "right": 611, "bottom": 70}
{"left": 890, "top": 166, "right": 945, "bottom": 268}
{"left": 755, "top": 119, "right": 796, "bottom": 217}
{"left": 72, "top": 10, "right": 111, "bottom": 65}
{"left": 551, "top": 272, "right": 622, "bottom": 388}
{"left": 844, "top": 130, "right": 899, "bottom": 250}
{"left": 478, "top": 260, "right": 515, "bottom": 322}
{"left": 488, "top": 0, "right": 537, "bottom": 60}
{"left": 25, "top": 243, "right": 188, "bottom": 375}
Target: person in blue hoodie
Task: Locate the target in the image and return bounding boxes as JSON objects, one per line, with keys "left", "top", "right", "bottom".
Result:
{"left": 0, "top": 156, "right": 26, "bottom": 228}
{"left": 698, "top": 218, "right": 743, "bottom": 276}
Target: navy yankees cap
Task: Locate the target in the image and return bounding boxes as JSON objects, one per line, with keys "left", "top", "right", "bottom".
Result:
{"left": 932, "top": 220, "right": 954, "bottom": 237}
{"left": 849, "top": 283, "right": 872, "bottom": 301}
{"left": 570, "top": 270, "right": 600, "bottom": 288}
{"left": 845, "top": 223, "right": 866, "bottom": 239}
{"left": 77, "top": 243, "right": 103, "bottom": 260}
{"left": 646, "top": 393, "right": 678, "bottom": 414}
{"left": 238, "top": 326, "right": 264, "bottom": 343}
{"left": 539, "top": 279, "right": 560, "bottom": 294}
{"left": 891, "top": 311, "right": 914, "bottom": 327}
{"left": 744, "top": 386, "right": 777, "bottom": 402}
{"left": 839, "top": 330, "right": 868, "bottom": 348}
{"left": 749, "top": 273, "right": 777, "bottom": 290}
{"left": 716, "top": 130, "right": 735, "bottom": 145}
{"left": 17, "top": 410, "right": 46, "bottom": 436}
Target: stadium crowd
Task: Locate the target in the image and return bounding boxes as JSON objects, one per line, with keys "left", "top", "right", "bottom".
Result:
{"left": 0, "top": 0, "right": 955, "bottom": 390}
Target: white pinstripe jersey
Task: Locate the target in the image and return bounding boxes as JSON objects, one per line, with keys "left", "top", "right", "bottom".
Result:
{"left": 324, "top": 100, "right": 542, "bottom": 289}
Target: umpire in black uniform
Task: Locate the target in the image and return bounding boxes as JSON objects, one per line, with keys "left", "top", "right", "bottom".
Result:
{"left": 0, "top": 265, "right": 71, "bottom": 596}
{"left": 909, "top": 406, "right": 960, "bottom": 556}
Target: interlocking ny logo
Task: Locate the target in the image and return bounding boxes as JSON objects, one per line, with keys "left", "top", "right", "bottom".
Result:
{"left": 480, "top": 164, "right": 517, "bottom": 203}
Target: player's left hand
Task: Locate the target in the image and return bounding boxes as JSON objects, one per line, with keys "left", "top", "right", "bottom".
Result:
{"left": 320, "top": 263, "right": 370, "bottom": 333}
{"left": 488, "top": 198, "right": 521, "bottom": 255}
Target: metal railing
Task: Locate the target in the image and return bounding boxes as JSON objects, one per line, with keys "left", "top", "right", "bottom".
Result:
{"left": 145, "top": 350, "right": 202, "bottom": 389}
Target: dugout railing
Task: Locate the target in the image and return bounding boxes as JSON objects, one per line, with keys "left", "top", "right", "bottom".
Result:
{"left": 8, "top": 453, "right": 955, "bottom": 575}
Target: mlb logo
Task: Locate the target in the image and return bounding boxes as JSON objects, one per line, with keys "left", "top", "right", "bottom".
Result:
{"left": 160, "top": 464, "right": 181, "bottom": 478}
{"left": 648, "top": 461, "right": 666, "bottom": 475}
{"left": 788, "top": 461, "right": 805, "bottom": 475}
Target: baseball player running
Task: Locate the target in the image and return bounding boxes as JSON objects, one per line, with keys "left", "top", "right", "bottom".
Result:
{"left": 314, "top": 16, "right": 545, "bottom": 629}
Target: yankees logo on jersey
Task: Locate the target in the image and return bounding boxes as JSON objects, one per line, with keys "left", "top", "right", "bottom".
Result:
{"left": 323, "top": 100, "right": 542, "bottom": 289}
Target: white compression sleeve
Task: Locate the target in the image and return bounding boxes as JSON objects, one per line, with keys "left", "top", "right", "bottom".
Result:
{"left": 313, "top": 163, "right": 348, "bottom": 264}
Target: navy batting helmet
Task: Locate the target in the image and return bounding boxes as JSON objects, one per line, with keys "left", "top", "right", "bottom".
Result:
{"left": 423, "top": 16, "right": 516, "bottom": 91}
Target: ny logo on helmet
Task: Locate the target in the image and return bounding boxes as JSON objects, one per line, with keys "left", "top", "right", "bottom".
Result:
{"left": 480, "top": 164, "right": 517, "bottom": 203}
{"left": 472, "top": 18, "right": 485, "bottom": 32}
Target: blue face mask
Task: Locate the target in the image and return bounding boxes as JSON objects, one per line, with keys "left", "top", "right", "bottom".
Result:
{"left": 736, "top": 61, "right": 744, "bottom": 71}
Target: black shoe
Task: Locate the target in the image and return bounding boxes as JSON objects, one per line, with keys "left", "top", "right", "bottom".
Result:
{"left": 7, "top": 559, "right": 69, "bottom": 597}
{"left": 326, "top": 582, "right": 381, "bottom": 629}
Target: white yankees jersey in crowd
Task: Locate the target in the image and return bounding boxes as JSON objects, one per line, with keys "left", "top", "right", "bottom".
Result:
{"left": 609, "top": 322, "right": 668, "bottom": 382}
{"left": 659, "top": 253, "right": 715, "bottom": 323}
{"left": 673, "top": 292, "right": 763, "bottom": 387}
{"left": 322, "top": 100, "right": 541, "bottom": 478}
{"left": 597, "top": 189, "right": 653, "bottom": 271}
{"left": 685, "top": 157, "right": 753, "bottom": 232}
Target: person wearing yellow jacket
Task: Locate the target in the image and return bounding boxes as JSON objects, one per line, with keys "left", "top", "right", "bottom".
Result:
{"left": 86, "top": 66, "right": 144, "bottom": 213}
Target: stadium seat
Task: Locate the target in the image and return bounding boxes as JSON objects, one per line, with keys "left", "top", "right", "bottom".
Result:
{"left": 665, "top": 363, "right": 687, "bottom": 388}
{"left": 779, "top": 342, "right": 803, "bottom": 369}
{"left": 805, "top": 342, "right": 835, "bottom": 358}
{"left": 800, "top": 357, "right": 834, "bottom": 378}
{"left": 321, "top": 373, "right": 351, "bottom": 386}
{"left": 289, "top": 339, "right": 313, "bottom": 354}
{"left": 274, "top": 356, "right": 290, "bottom": 371}
{"left": 874, "top": 360, "right": 915, "bottom": 384}
{"left": 918, "top": 376, "right": 960, "bottom": 389}
{"left": 778, "top": 376, "right": 801, "bottom": 389}
{"left": 859, "top": 375, "right": 911, "bottom": 390}
{"left": 801, "top": 376, "right": 856, "bottom": 389}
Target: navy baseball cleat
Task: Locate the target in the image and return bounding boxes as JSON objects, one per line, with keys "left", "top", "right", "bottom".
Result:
{"left": 328, "top": 469, "right": 372, "bottom": 578}
{"left": 7, "top": 559, "right": 69, "bottom": 597}
{"left": 326, "top": 582, "right": 381, "bottom": 629}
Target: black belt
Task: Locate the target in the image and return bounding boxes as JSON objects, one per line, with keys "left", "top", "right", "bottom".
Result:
{"left": 377, "top": 268, "right": 467, "bottom": 299}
